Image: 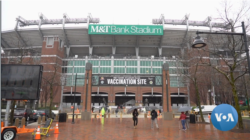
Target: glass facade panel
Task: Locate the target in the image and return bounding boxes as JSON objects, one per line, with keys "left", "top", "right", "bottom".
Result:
{"left": 152, "top": 68, "right": 162, "bottom": 74}
{"left": 66, "top": 75, "right": 85, "bottom": 86}
{"left": 74, "top": 67, "right": 85, "bottom": 73}
{"left": 140, "top": 61, "right": 151, "bottom": 66}
{"left": 100, "top": 60, "right": 111, "bottom": 66}
{"left": 114, "top": 67, "right": 125, "bottom": 73}
{"left": 169, "top": 68, "right": 177, "bottom": 74}
{"left": 152, "top": 61, "right": 163, "bottom": 66}
{"left": 114, "top": 60, "right": 125, "bottom": 66}
{"left": 126, "top": 61, "right": 137, "bottom": 66}
{"left": 100, "top": 67, "right": 111, "bottom": 73}
{"left": 168, "top": 61, "right": 176, "bottom": 67}
{"left": 140, "top": 68, "right": 151, "bottom": 74}
{"left": 88, "top": 60, "right": 99, "bottom": 66}
{"left": 92, "top": 67, "right": 99, "bottom": 74}
{"left": 126, "top": 67, "right": 137, "bottom": 74}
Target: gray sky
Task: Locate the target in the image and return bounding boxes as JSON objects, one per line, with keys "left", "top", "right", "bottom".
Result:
{"left": 2, "top": 0, "right": 235, "bottom": 31}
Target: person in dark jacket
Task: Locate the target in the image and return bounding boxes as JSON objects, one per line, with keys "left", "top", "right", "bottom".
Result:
{"left": 151, "top": 110, "right": 159, "bottom": 129}
{"left": 132, "top": 109, "right": 139, "bottom": 129}
{"left": 115, "top": 108, "right": 119, "bottom": 117}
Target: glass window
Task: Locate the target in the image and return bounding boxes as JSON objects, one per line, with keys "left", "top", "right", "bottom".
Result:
{"left": 114, "top": 60, "right": 125, "bottom": 66}
{"left": 92, "top": 67, "right": 99, "bottom": 74}
{"left": 100, "top": 60, "right": 111, "bottom": 66}
{"left": 140, "top": 68, "right": 151, "bottom": 74}
{"left": 152, "top": 68, "right": 162, "bottom": 74}
{"left": 169, "top": 68, "right": 177, "bottom": 74}
{"left": 47, "top": 37, "right": 54, "bottom": 45}
{"left": 126, "top": 67, "right": 137, "bottom": 74}
{"left": 114, "top": 67, "right": 125, "bottom": 73}
{"left": 140, "top": 61, "right": 151, "bottom": 66}
{"left": 126, "top": 61, "right": 137, "bottom": 66}
{"left": 152, "top": 61, "right": 163, "bottom": 66}
{"left": 100, "top": 67, "right": 111, "bottom": 73}
{"left": 167, "top": 61, "right": 176, "bottom": 67}
{"left": 88, "top": 60, "right": 99, "bottom": 66}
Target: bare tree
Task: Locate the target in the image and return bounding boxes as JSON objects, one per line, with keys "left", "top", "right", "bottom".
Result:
{"left": 42, "top": 58, "right": 62, "bottom": 117}
{"left": 200, "top": 0, "right": 250, "bottom": 129}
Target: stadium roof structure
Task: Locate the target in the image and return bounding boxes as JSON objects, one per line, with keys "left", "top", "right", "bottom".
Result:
{"left": 2, "top": 13, "right": 249, "bottom": 58}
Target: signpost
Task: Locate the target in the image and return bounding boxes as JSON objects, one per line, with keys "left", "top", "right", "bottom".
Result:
{"left": 239, "top": 100, "right": 244, "bottom": 105}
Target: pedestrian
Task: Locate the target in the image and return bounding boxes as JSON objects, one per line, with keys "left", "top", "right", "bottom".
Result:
{"left": 132, "top": 109, "right": 139, "bottom": 129}
{"left": 115, "top": 108, "right": 119, "bottom": 117}
{"left": 101, "top": 107, "right": 105, "bottom": 118}
{"left": 151, "top": 109, "right": 159, "bottom": 129}
{"left": 185, "top": 111, "right": 189, "bottom": 129}
{"left": 159, "top": 109, "right": 162, "bottom": 116}
{"left": 179, "top": 112, "right": 187, "bottom": 131}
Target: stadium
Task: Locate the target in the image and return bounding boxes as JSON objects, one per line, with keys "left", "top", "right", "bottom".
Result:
{"left": 2, "top": 13, "right": 246, "bottom": 112}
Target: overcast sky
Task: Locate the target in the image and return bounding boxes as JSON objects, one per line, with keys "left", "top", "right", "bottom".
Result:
{"left": 2, "top": 0, "right": 249, "bottom": 31}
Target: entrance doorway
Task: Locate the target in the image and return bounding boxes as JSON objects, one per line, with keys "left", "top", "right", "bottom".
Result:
{"left": 143, "top": 93, "right": 162, "bottom": 106}
{"left": 115, "top": 92, "right": 135, "bottom": 106}
{"left": 91, "top": 92, "right": 108, "bottom": 107}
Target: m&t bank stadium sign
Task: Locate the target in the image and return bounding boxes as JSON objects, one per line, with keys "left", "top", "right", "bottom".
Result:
{"left": 88, "top": 25, "right": 163, "bottom": 35}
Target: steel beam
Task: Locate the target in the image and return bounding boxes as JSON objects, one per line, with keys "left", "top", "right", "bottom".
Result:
{"left": 62, "top": 14, "right": 70, "bottom": 48}
{"left": 38, "top": 13, "right": 45, "bottom": 40}
{"left": 112, "top": 36, "right": 116, "bottom": 55}
{"left": 14, "top": 19, "right": 28, "bottom": 47}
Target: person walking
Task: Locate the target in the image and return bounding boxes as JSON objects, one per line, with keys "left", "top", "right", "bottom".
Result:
{"left": 179, "top": 112, "right": 187, "bottom": 131}
{"left": 115, "top": 108, "right": 119, "bottom": 117}
{"left": 132, "top": 109, "right": 139, "bottom": 129}
{"left": 185, "top": 111, "right": 189, "bottom": 129}
{"left": 151, "top": 109, "right": 159, "bottom": 129}
{"left": 101, "top": 107, "right": 106, "bottom": 118}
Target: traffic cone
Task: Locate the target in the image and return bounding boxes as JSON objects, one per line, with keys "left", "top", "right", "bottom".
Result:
{"left": 54, "top": 122, "right": 59, "bottom": 134}
{"left": 34, "top": 126, "right": 41, "bottom": 140}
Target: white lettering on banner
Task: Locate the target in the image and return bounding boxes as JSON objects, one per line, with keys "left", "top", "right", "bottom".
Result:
{"left": 91, "top": 26, "right": 110, "bottom": 33}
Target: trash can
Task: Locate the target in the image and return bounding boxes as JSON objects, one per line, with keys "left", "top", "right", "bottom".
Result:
{"left": 190, "top": 114, "right": 196, "bottom": 123}
{"left": 59, "top": 113, "right": 67, "bottom": 122}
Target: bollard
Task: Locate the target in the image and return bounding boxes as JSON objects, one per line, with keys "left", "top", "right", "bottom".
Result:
{"left": 108, "top": 113, "right": 110, "bottom": 118}
{"left": 21, "top": 117, "right": 26, "bottom": 128}
{"left": 144, "top": 113, "right": 147, "bottom": 118}
{"left": 173, "top": 114, "right": 175, "bottom": 118}
{"left": 14, "top": 118, "right": 20, "bottom": 127}
{"left": 38, "top": 116, "right": 41, "bottom": 124}
{"left": 55, "top": 114, "right": 59, "bottom": 121}
{"left": 120, "top": 112, "right": 122, "bottom": 119}
{"left": 42, "top": 116, "right": 46, "bottom": 124}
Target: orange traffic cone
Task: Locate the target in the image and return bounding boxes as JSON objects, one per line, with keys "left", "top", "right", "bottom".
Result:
{"left": 34, "top": 126, "right": 41, "bottom": 140}
{"left": 54, "top": 122, "right": 59, "bottom": 134}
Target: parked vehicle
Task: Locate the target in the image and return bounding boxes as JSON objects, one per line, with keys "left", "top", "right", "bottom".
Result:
{"left": 32, "top": 109, "right": 55, "bottom": 121}
{"left": 13, "top": 108, "right": 35, "bottom": 121}
{"left": 194, "top": 105, "right": 217, "bottom": 114}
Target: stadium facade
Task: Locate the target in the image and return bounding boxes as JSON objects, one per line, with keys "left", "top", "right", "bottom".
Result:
{"left": 2, "top": 14, "right": 238, "bottom": 111}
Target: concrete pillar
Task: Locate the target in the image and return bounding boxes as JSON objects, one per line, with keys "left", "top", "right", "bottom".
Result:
{"left": 81, "top": 63, "right": 92, "bottom": 120}
{"left": 162, "top": 63, "right": 173, "bottom": 120}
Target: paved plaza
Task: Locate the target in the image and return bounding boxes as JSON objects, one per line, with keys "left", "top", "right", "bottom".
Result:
{"left": 16, "top": 117, "right": 250, "bottom": 140}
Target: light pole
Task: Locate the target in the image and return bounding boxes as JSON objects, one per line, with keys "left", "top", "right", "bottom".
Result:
{"left": 71, "top": 55, "right": 78, "bottom": 124}
{"left": 59, "top": 76, "right": 65, "bottom": 112}
{"left": 192, "top": 22, "right": 250, "bottom": 80}
{"left": 208, "top": 89, "right": 212, "bottom": 105}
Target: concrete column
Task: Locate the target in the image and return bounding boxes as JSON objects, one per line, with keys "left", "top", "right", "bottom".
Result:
{"left": 81, "top": 63, "right": 92, "bottom": 120}
{"left": 162, "top": 63, "right": 173, "bottom": 120}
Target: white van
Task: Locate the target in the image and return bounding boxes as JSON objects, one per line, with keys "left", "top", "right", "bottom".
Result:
{"left": 194, "top": 105, "right": 217, "bottom": 114}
